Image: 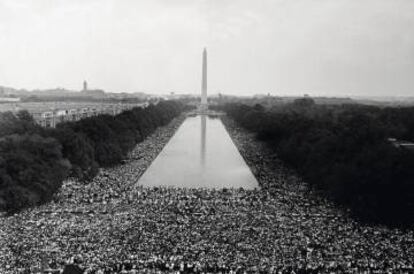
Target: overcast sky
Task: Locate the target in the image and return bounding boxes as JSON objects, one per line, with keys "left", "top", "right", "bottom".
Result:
{"left": 0, "top": 0, "right": 413, "bottom": 96}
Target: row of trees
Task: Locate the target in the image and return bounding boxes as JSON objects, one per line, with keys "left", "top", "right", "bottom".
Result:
{"left": 219, "top": 101, "right": 414, "bottom": 226}
{"left": 0, "top": 101, "right": 189, "bottom": 212}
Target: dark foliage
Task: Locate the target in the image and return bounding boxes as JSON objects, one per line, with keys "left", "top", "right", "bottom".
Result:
{"left": 0, "top": 110, "right": 40, "bottom": 137}
{"left": 220, "top": 102, "right": 414, "bottom": 226}
{"left": 0, "top": 134, "right": 70, "bottom": 212}
{"left": 63, "top": 115, "right": 125, "bottom": 166}
{"left": 0, "top": 100, "right": 189, "bottom": 212}
{"left": 43, "top": 127, "right": 99, "bottom": 181}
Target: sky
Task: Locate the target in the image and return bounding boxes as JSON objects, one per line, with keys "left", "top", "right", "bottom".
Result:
{"left": 0, "top": 0, "right": 413, "bottom": 96}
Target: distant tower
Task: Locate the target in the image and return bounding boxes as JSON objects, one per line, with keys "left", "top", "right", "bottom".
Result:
{"left": 200, "top": 48, "right": 208, "bottom": 110}
{"left": 83, "top": 80, "right": 88, "bottom": 91}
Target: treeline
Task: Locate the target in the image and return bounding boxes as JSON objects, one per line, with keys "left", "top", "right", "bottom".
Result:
{"left": 218, "top": 100, "right": 414, "bottom": 226}
{"left": 0, "top": 101, "right": 189, "bottom": 212}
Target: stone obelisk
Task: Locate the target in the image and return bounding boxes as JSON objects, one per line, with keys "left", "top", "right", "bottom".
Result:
{"left": 200, "top": 48, "right": 208, "bottom": 111}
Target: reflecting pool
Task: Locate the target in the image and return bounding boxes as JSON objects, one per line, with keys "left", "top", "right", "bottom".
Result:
{"left": 138, "top": 115, "right": 259, "bottom": 189}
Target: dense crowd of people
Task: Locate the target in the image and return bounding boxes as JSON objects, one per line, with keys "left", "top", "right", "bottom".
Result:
{"left": 1, "top": 116, "right": 414, "bottom": 273}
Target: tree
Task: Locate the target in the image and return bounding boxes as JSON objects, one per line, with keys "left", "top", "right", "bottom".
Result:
{"left": 0, "top": 134, "right": 70, "bottom": 212}
{"left": 44, "top": 127, "right": 99, "bottom": 181}
{"left": 221, "top": 101, "right": 414, "bottom": 226}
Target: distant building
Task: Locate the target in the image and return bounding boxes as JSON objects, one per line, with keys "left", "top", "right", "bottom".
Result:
{"left": 81, "top": 89, "right": 105, "bottom": 98}
{"left": 80, "top": 80, "right": 105, "bottom": 98}
{"left": 0, "top": 97, "right": 20, "bottom": 102}
{"left": 55, "top": 110, "right": 68, "bottom": 116}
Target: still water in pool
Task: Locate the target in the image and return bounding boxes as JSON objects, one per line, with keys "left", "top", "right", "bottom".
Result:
{"left": 138, "top": 115, "right": 259, "bottom": 189}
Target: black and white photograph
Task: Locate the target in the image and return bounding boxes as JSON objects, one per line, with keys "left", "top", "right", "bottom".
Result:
{"left": 1, "top": 0, "right": 414, "bottom": 273}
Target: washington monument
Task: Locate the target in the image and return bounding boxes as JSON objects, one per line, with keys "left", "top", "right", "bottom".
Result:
{"left": 200, "top": 48, "right": 208, "bottom": 111}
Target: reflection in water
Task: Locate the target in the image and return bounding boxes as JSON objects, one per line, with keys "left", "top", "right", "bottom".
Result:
{"left": 200, "top": 115, "right": 206, "bottom": 166}
{"left": 138, "top": 115, "right": 259, "bottom": 189}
